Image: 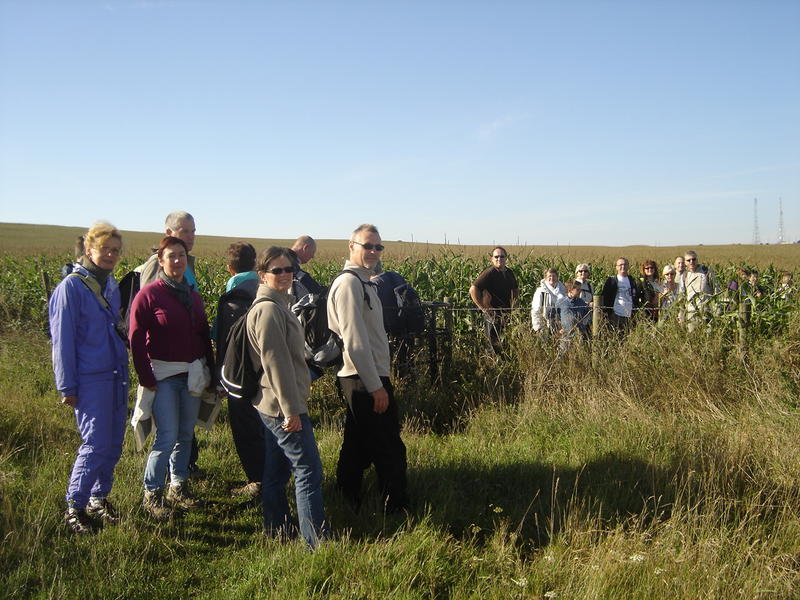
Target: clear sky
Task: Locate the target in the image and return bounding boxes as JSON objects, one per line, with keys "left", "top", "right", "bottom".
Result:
{"left": 1, "top": 0, "right": 798, "bottom": 246}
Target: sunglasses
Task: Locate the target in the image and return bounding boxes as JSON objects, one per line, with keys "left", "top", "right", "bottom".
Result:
{"left": 577, "top": 269, "right": 589, "bottom": 273}
{"left": 266, "top": 266, "right": 295, "bottom": 275}
{"left": 492, "top": 255, "right": 507, "bottom": 259}
{"left": 353, "top": 241, "right": 385, "bottom": 252}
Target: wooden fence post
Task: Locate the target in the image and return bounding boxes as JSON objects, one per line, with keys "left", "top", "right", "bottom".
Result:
{"left": 738, "top": 298, "right": 751, "bottom": 357}
{"left": 443, "top": 297, "right": 453, "bottom": 377}
{"left": 592, "top": 294, "right": 602, "bottom": 367}
{"left": 42, "top": 270, "right": 52, "bottom": 300}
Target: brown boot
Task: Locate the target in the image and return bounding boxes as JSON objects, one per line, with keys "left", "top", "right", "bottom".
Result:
{"left": 143, "top": 489, "right": 171, "bottom": 521}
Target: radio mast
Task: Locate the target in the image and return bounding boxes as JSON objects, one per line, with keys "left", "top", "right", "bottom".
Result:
{"left": 752, "top": 198, "right": 760, "bottom": 245}
{"left": 777, "top": 197, "right": 785, "bottom": 244}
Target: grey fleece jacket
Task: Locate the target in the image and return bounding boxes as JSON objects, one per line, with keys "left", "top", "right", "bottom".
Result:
{"left": 327, "top": 261, "right": 390, "bottom": 393}
{"left": 246, "top": 284, "right": 310, "bottom": 418}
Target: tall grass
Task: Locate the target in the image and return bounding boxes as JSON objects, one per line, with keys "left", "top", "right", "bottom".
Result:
{"left": 0, "top": 249, "right": 798, "bottom": 598}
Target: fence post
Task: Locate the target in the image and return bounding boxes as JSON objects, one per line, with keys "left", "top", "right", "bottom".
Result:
{"left": 442, "top": 297, "right": 453, "bottom": 378}
{"left": 42, "top": 270, "right": 52, "bottom": 300}
{"left": 592, "top": 294, "right": 602, "bottom": 339}
{"left": 738, "top": 298, "right": 751, "bottom": 357}
{"left": 591, "top": 294, "right": 602, "bottom": 367}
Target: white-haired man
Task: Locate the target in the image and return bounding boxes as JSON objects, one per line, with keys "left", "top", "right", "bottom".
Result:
{"left": 680, "top": 250, "right": 716, "bottom": 329}
{"left": 137, "top": 211, "right": 199, "bottom": 289}
{"left": 327, "top": 224, "right": 408, "bottom": 513}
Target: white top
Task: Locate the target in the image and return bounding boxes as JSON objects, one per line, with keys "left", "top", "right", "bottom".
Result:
{"left": 614, "top": 275, "right": 633, "bottom": 317}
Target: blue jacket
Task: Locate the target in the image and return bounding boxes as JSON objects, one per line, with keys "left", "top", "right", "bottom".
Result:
{"left": 49, "top": 264, "right": 129, "bottom": 397}
{"left": 557, "top": 295, "right": 590, "bottom": 338}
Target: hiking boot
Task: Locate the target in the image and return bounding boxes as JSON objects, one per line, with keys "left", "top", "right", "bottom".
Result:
{"left": 231, "top": 481, "right": 261, "bottom": 498}
{"left": 143, "top": 489, "right": 171, "bottom": 521}
{"left": 86, "top": 497, "right": 120, "bottom": 525}
{"left": 166, "top": 482, "right": 202, "bottom": 510}
{"left": 64, "top": 507, "right": 93, "bottom": 534}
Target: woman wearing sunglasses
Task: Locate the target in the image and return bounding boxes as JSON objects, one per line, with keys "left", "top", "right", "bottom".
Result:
{"left": 245, "top": 246, "right": 327, "bottom": 548}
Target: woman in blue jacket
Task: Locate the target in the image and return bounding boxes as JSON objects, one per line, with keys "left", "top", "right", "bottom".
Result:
{"left": 49, "top": 222, "right": 129, "bottom": 534}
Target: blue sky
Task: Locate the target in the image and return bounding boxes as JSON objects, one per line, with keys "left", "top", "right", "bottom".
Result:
{"left": 1, "top": 0, "right": 798, "bottom": 246}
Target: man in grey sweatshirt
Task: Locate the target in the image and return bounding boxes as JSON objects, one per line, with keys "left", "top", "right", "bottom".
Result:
{"left": 327, "top": 224, "right": 409, "bottom": 513}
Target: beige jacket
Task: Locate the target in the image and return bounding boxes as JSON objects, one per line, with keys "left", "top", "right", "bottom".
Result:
{"left": 327, "top": 261, "right": 390, "bottom": 393}
{"left": 246, "top": 284, "right": 310, "bottom": 418}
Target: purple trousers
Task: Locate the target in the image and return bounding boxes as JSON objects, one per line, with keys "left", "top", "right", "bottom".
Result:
{"left": 66, "top": 371, "right": 128, "bottom": 509}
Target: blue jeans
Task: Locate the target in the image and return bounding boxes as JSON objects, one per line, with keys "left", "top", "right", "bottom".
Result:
{"left": 259, "top": 412, "right": 327, "bottom": 548}
{"left": 144, "top": 375, "right": 200, "bottom": 491}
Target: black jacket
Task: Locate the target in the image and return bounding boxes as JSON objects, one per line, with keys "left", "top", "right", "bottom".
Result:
{"left": 600, "top": 275, "right": 643, "bottom": 317}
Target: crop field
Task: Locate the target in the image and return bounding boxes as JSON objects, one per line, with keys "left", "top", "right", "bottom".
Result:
{"left": 1, "top": 222, "right": 799, "bottom": 599}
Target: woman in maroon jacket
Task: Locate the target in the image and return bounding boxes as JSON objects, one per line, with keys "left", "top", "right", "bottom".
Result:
{"left": 129, "top": 236, "right": 214, "bottom": 518}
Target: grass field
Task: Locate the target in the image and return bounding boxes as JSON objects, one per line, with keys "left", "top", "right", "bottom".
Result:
{"left": 2, "top": 221, "right": 799, "bottom": 268}
{"left": 0, "top": 222, "right": 798, "bottom": 599}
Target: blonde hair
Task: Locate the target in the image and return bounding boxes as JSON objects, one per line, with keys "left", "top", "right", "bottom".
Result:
{"left": 84, "top": 221, "right": 121, "bottom": 251}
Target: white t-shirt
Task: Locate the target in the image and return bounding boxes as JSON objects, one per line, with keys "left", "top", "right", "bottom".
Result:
{"left": 614, "top": 275, "right": 633, "bottom": 317}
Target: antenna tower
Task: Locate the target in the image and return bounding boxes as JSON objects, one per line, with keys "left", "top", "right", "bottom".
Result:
{"left": 778, "top": 197, "right": 785, "bottom": 244}
{"left": 752, "top": 198, "right": 760, "bottom": 245}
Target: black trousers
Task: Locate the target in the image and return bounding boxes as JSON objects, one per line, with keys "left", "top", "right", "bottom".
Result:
{"left": 336, "top": 376, "right": 408, "bottom": 511}
{"left": 228, "top": 395, "right": 266, "bottom": 483}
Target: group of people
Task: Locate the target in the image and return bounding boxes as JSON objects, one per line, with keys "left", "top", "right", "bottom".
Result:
{"left": 49, "top": 213, "right": 408, "bottom": 549}
{"left": 468, "top": 247, "right": 777, "bottom": 353}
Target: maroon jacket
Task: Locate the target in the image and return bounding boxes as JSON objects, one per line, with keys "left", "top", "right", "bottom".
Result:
{"left": 129, "top": 279, "right": 214, "bottom": 389}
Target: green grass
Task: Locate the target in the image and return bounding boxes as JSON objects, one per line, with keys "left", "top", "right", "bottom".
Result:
{"left": 1, "top": 239, "right": 799, "bottom": 598}
{"left": 2, "top": 311, "right": 799, "bottom": 598}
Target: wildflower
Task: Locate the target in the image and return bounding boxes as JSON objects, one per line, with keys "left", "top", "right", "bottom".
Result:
{"left": 511, "top": 577, "right": 527, "bottom": 587}
{"left": 628, "top": 553, "right": 646, "bottom": 562}
{"left": 544, "top": 591, "right": 558, "bottom": 599}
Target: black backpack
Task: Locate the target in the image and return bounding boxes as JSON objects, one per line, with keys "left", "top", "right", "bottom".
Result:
{"left": 219, "top": 297, "right": 270, "bottom": 401}
{"left": 291, "top": 270, "right": 372, "bottom": 369}
{"left": 214, "top": 284, "right": 257, "bottom": 379}
{"left": 373, "top": 271, "right": 425, "bottom": 336}
{"left": 117, "top": 270, "right": 141, "bottom": 338}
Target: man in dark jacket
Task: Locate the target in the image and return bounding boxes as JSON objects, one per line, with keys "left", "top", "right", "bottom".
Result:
{"left": 600, "top": 257, "right": 642, "bottom": 333}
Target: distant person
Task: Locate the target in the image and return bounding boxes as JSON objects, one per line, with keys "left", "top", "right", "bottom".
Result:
{"left": 659, "top": 265, "right": 679, "bottom": 319}
{"left": 469, "top": 247, "right": 519, "bottom": 353}
{"left": 748, "top": 270, "right": 766, "bottom": 299}
{"left": 290, "top": 235, "right": 323, "bottom": 296}
{"left": 600, "top": 257, "right": 642, "bottom": 333}
{"left": 639, "top": 260, "right": 662, "bottom": 322}
{"left": 531, "top": 268, "right": 567, "bottom": 335}
{"left": 49, "top": 222, "right": 128, "bottom": 534}
{"left": 674, "top": 256, "right": 686, "bottom": 289}
{"left": 574, "top": 263, "right": 594, "bottom": 305}
{"left": 556, "top": 280, "right": 591, "bottom": 355}
{"left": 214, "top": 242, "right": 264, "bottom": 499}
{"left": 681, "top": 250, "right": 714, "bottom": 329}
{"left": 327, "top": 224, "right": 409, "bottom": 513}
{"left": 246, "top": 246, "right": 328, "bottom": 548}
{"left": 779, "top": 272, "right": 794, "bottom": 299}
{"left": 129, "top": 236, "right": 215, "bottom": 519}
